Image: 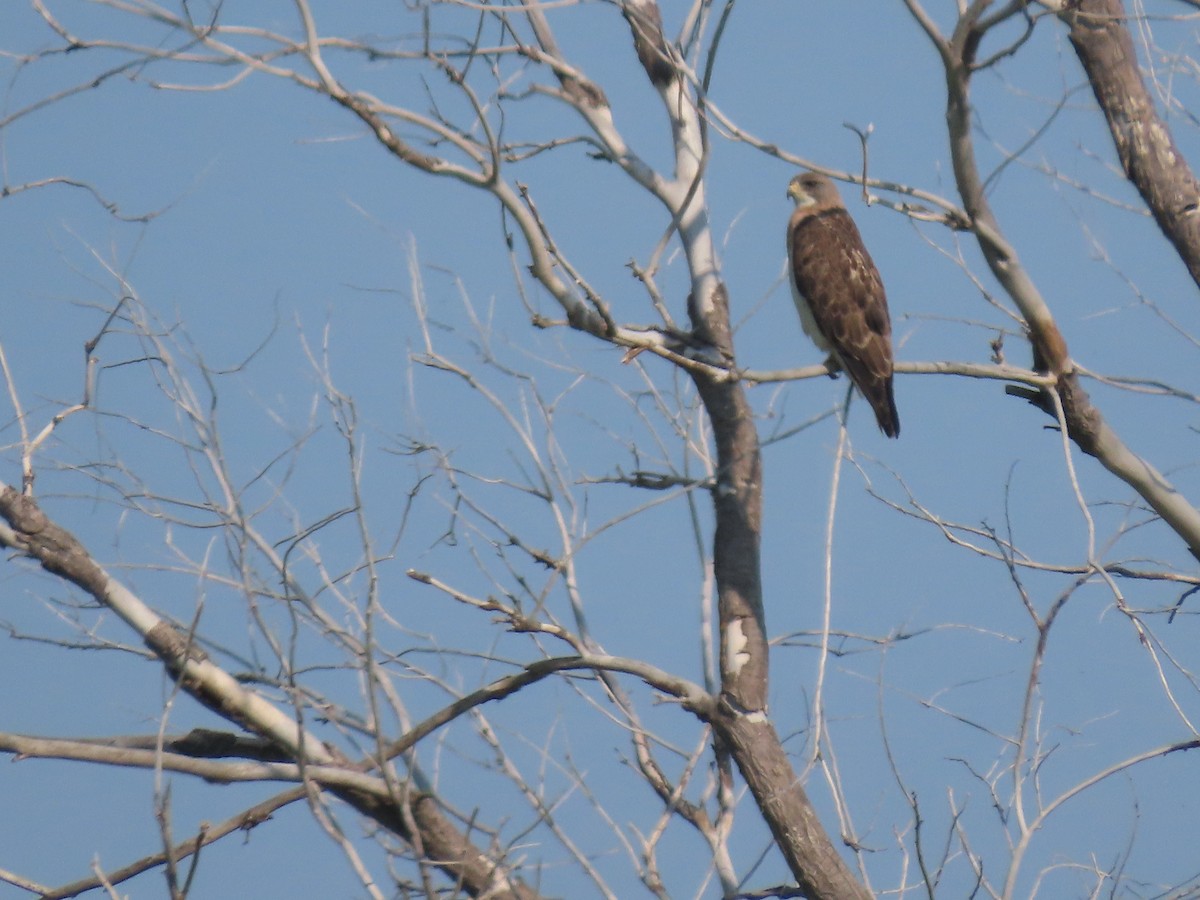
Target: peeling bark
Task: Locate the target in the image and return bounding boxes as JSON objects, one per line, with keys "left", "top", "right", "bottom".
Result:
{"left": 689, "top": 282, "right": 868, "bottom": 898}
{"left": 689, "top": 283, "right": 768, "bottom": 715}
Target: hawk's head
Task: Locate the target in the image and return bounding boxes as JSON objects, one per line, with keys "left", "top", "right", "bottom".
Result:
{"left": 786, "top": 172, "right": 843, "bottom": 211}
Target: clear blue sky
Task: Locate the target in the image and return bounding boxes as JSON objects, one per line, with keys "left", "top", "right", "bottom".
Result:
{"left": 3, "top": 2, "right": 1200, "bottom": 897}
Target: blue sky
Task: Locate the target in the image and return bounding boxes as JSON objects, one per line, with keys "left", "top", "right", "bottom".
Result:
{"left": 3, "top": 2, "right": 1200, "bottom": 897}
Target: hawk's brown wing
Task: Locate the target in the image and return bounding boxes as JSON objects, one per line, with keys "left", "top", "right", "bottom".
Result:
{"left": 788, "top": 207, "right": 899, "bottom": 437}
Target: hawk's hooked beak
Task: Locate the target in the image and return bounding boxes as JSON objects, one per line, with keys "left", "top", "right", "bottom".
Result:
{"left": 788, "top": 184, "right": 814, "bottom": 207}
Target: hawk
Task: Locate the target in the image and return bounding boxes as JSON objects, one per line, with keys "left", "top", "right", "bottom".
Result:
{"left": 786, "top": 172, "right": 899, "bottom": 438}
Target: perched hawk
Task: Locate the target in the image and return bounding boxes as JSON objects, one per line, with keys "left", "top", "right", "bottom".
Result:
{"left": 786, "top": 172, "right": 899, "bottom": 438}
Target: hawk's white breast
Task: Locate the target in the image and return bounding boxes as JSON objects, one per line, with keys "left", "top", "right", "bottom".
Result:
{"left": 786, "top": 244, "right": 832, "bottom": 353}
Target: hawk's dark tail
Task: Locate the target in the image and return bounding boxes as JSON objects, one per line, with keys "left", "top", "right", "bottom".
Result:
{"left": 870, "top": 378, "right": 900, "bottom": 438}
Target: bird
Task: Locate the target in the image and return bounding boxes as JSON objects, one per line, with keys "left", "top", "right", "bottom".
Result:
{"left": 785, "top": 171, "right": 900, "bottom": 438}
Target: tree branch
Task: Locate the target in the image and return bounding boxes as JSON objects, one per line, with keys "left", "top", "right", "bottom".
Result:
{"left": 1060, "top": 0, "right": 1200, "bottom": 292}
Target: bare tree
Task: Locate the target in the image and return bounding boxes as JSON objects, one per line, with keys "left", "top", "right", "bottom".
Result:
{"left": 3, "top": 1, "right": 1200, "bottom": 898}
